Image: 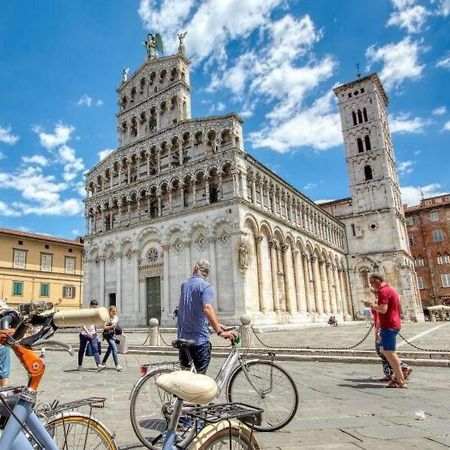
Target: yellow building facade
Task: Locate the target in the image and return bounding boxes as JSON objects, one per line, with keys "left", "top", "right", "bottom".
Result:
{"left": 0, "top": 228, "right": 83, "bottom": 310}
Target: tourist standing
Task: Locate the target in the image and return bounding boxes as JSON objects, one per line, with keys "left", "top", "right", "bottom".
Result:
{"left": 177, "top": 259, "right": 236, "bottom": 374}
{"left": 78, "top": 300, "right": 105, "bottom": 372}
{"left": 102, "top": 306, "right": 122, "bottom": 371}
{"left": 364, "top": 274, "right": 407, "bottom": 388}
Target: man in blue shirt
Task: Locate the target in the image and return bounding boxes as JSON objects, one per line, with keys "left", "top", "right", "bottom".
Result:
{"left": 177, "top": 259, "right": 236, "bottom": 373}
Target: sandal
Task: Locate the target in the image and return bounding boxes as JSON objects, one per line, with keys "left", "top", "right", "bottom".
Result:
{"left": 379, "top": 375, "right": 392, "bottom": 382}
{"left": 402, "top": 367, "right": 413, "bottom": 380}
{"left": 386, "top": 380, "right": 408, "bottom": 388}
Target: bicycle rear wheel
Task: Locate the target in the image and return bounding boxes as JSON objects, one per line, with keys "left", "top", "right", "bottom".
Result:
{"left": 226, "top": 360, "right": 298, "bottom": 431}
{"left": 188, "top": 419, "right": 260, "bottom": 450}
{"left": 45, "top": 412, "right": 117, "bottom": 449}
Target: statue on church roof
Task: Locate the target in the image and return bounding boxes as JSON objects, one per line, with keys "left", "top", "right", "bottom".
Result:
{"left": 177, "top": 31, "right": 187, "bottom": 55}
{"left": 143, "top": 33, "right": 164, "bottom": 60}
{"left": 122, "top": 67, "right": 129, "bottom": 82}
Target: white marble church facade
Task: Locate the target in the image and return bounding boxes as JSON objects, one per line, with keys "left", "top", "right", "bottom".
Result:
{"left": 83, "top": 40, "right": 422, "bottom": 327}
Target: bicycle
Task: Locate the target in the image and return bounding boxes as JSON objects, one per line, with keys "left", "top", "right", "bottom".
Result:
{"left": 130, "top": 334, "right": 298, "bottom": 449}
{"left": 152, "top": 357, "right": 262, "bottom": 449}
{"left": 0, "top": 302, "right": 117, "bottom": 449}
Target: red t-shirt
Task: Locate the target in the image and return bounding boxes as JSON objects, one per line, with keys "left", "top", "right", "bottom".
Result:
{"left": 377, "top": 284, "right": 401, "bottom": 330}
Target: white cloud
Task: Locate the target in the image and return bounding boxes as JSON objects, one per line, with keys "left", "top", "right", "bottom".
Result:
{"left": 398, "top": 160, "right": 414, "bottom": 175}
{"left": 389, "top": 113, "right": 430, "bottom": 134}
{"left": 77, "top": 94, "right": 93, "bottom": 107}
{"left": 249, "top": 91, "right": 342, "bottom": 152}
{"left": 138, "top": 0, "right": 282, "bottom": 63}
{"left": 32, "top": 122, "right": 75, "bottom": 150}
{"left": 0, "top": 151, "right": 5, "bottom": 161}
{"left": 98, "top": 148, "right": 115, "bottom": 161}
{"left": 0, "top": 125, "right": 19, "bottom": 145}
{"left": 0, "top": 200, "right": 21, "bottom": 217}
{"left": 58, "top": 145, "right": 85, "bottom": 182}
{"left": 76, "top": 95, "right": 103, "bottom": 107}
{"left": 443, "top": 120, "right": 450, "bottom": 132}
{"left": 436, "top": 54, "right": 450, "bottom": 69}
{"left": 437, "top": 0, "right": 450, "bottom": 16}
{"left": 401, "top": 183, "right": 448, "bottom": 206}
{"left": 71, "top": 229, "right": 81, "bottom": 236}
{"left": 366, "top": 37, "right": 424, "bottom": 90}
{"left": 0, "top": 166, "right": 83, "bottom": 216}
{"left": 432, "top": 106, "right": 447, "bottom": 115}
{"left": 22, "top": 155, "right": 48, "bottom": 166}
{"left": 387, "top": 0, "right": 429, "bottom": 33}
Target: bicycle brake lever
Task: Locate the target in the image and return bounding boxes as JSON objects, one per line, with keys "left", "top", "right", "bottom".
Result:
{"left": 32, "top": 339, "right": 74, "bottom": 356}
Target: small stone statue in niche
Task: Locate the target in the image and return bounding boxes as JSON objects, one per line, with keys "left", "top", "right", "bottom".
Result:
{"left": 238, "top": 240, "right": 249, "bottom": 272}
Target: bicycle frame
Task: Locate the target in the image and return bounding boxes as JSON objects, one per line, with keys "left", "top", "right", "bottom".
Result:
{"left": 0, "top": 390, "right": 58, "bottom": 450}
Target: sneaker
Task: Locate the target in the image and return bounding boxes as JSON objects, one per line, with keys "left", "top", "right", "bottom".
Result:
{"left": 116, "top": 365, "right": 122, "bottom": 372}
{"left": 77, "top": 365, "right": 82, "bottom": 371}
{"left": 97, "top": 364, "right": 105, "bottom": 372}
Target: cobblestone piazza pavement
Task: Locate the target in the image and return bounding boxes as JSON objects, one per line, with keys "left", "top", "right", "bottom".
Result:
{"left": 8, "top": 322, "right": 450, "bottom": 449}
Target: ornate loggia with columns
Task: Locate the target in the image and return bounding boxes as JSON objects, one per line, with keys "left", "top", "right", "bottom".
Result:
{"left": 83, "top": 35, "right": 352, "bottom": 327}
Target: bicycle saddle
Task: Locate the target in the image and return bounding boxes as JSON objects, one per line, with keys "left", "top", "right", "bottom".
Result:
{"left": 156, "top": 371, "right": 218, "bottom": 405}
{"left": 172, "top": 339, "right": 195, "bottom": 349}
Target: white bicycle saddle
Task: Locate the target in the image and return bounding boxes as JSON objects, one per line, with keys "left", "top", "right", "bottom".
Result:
{"left": 156, "top": 371, "right": 218, "bottom": 405}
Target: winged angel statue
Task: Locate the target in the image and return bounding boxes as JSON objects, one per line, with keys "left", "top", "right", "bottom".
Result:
{"left": 143, "top": 33, "right": 164, "bottom": 60}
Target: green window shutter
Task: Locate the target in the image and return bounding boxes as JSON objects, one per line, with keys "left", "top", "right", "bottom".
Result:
{"left": 13, "top": 281, "right": 23, "bottom": 296}
{"left": 40, "top": 283, "right": 49, "bottom": 297}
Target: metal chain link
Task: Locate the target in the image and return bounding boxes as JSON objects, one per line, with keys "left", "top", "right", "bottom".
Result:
{"left": 398, "top": 331, "right": 450, "bottom": 353}
{"left": 250, "top": 324, "right": 375, "bottom": 351}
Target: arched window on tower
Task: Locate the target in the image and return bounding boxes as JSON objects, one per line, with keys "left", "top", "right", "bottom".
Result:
{"left": 357, "top": 110, "right": 363, "bottom": 124}
{"left": 352, "top": 111, "right": 357, "bottom": 126}
{"left": 365, "top": 135, "right": 371, "bottom": 150}
{"left": 363, "top": 107, "right": 368, "bottom": 122}
{"left": 357, "top": 138, "right": 364, "bottom": 153}
{"left": 364, "top": 165, "right": 373, "bottom": 181}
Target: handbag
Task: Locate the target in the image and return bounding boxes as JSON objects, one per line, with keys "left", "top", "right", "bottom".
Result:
{"left": 114, "top": 324, "right": 123, "bottom": 335}
{"left": 85, "top": 340, "right": 102, "bottom": 357}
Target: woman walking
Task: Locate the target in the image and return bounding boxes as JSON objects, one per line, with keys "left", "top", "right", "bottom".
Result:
{"left": 102, "top": 306, "right": 122, "bottom": 371}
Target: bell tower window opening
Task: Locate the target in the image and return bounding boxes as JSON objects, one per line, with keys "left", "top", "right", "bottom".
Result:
{"left": 364, "top": 165, "right": 373, "bottom": 181}
{"left": 364, "top": 135, "right": 371, "bottom": 151}
{"left": 357, "top": 110, "right": 363, "bottom": 124}
{"left": 363, "top": 107, "right": 368, "bottom": 122}
{"left": 352, "top": 111, "right": 357, "bottom": 126}
{"left": 357, "top": 138, "right": 364, "bottom": 153}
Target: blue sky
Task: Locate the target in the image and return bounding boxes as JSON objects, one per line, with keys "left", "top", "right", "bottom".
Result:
{"left": 0, "top": 0, "right": 449, "bottom": 239}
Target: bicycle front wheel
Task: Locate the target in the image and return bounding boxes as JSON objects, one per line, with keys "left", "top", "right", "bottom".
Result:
{"left": 45, "top": 412, "right": 117, "bottom": 449}
{"left": 226, "top": 360, "right": 298, "bottom": 431}
{"left": 130, "top": 365, "right": 176, "bottom": 449}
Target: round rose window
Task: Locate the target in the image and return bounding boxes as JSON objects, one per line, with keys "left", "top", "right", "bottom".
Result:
{"left": 147, "top": 247, "right": 159, "bottom": 263}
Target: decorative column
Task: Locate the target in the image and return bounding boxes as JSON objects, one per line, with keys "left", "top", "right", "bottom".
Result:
{"left": 303, "top": 254, "right": 314, "bottom": 313}
{"left": 100, "top": 207, "right": 105, "bottom": 232}
{"left": 162, "top": 243, "right": 170, "bottom": 316}
{"left": 137, "top": 198, "right": 141, "bottom": 222}
{"left": 293, "top": 250, "right": 307, "bottom": 312}
{"left": 205, "top": 177, "right": 210, "bottom": 203}
{"left": 327, "top": 263, "right": 337, "bottom": 314}
{"left": 157, "top": 150, "right": 161, "bottom": 174}
{"left": 180, "top": 186, "right": 185, "bottom": 209}
{"left": 320, "top": 260, "right": 331, "bottom": 314}
{"left": 168, "top": 188, "right": 173, "bottom": 213}
{"left": 269, "top": 241, "right": 280, "bottom": 312}
{"left": 251, "top": 177, "right": 256, "bottom": 203}
{"left": 281, "top": 244, "right": 294, "bottom": 313}
{"left": 127, "top": 164, "right": 131, "bottom": 184}
{"left": 333, "top": 266, "right": 342, "bottom": 314}
{"left": 240, "top": 171, "right": 247, "bottom": 199}
{"left": 218, "top": 172, "right": 224, "bottom": 200}
{"left": 311, "top": 256, "right": 324, "bottom": 315}
{"left": 232, "top": 169, "right": 239, "bottom": 197}
{"left": 147, "top": 155, "right": 151, "bottom": 176}
{"left": 255, "top": 235, "right": 266, "bottom": 312}
{"left": 99, "top": 255, "right": 105, "bottom": 305}
{"left": 208, "top": 236, "right": 219, "bottom": 311}
{"left": 192, "top": 181, "right": 197, "bottom": 207}
{"left": 340, "top": 269, "right": 352, "bottom": 318}
{"left": 116, "top": 251, "right": 122, "bottom": 313}
{"left": 184, "top": 238, "right": 192, "bottom": 277}
{"left": 157, "top": 192, "right": 162, "bottom": 217}
{"left": 109, "top": 208, "right": 114, "bottom": 229}
{"left": 133, "top": 250, "right": 140, "bottom": 313}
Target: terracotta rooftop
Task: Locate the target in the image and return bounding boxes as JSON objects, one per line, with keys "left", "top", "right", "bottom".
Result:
{"left": 404, "top": 193, "right": 450, "bottom": 213}
{"left": 0, "top": 228, "right": 83, "bottom": 247}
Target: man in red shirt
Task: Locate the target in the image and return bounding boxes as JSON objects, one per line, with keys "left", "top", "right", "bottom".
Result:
{"left": 364, "top": 274, "right": 407, "bottom": 388}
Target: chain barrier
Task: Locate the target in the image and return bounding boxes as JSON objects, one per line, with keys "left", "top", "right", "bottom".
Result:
{"left": 250, "top": 324, "right": 375, "bottom": 351}
{"left": 398, "top": 331, "right": 449, "bottom": 353}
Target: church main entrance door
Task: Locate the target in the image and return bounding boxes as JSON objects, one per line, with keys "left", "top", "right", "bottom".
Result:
{"left": 146, "top": 276, "right": 161, "bottom": 323}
